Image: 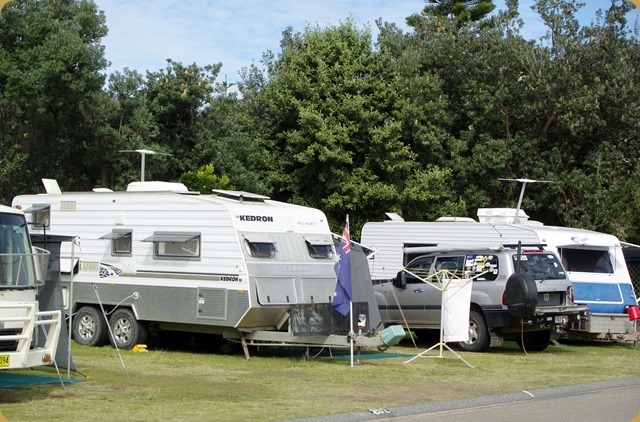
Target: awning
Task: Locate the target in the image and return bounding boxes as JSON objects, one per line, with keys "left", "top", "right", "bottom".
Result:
{"left": 243, "top": 234, "right": 276, "bottom": 244}
{"left": 23, "top": 204, "right": 50, "bottom": 213}
{"left": 304, "top": 236, "right": 333, "bottom": 246}
{"left": 100, "top": 230, "right": 131, "bottom": 240}
{"left": 142, "top": 233, "right": 199, "bottom": 243}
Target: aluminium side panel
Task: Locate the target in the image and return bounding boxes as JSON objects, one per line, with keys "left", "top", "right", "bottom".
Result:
{"left": 218, "top": 198, "right": 338, "bottom": 328}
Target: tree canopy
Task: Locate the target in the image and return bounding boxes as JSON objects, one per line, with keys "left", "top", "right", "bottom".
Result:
{"left": 1, "top": 0, "right": 639, "bottom": 241}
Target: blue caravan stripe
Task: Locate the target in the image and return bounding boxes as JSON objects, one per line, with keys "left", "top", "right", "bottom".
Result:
{"left": 572, "top": 281, "right": 637, "bottom": 313}
{"left": 572, "top": 282, "right": 622, "bottom": 304}
{"left": 621, "top": 284, "right": 638, "bottom": 306}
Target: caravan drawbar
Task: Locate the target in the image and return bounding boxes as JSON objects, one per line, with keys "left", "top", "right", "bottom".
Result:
{"left": 13, "top": 180, "right": 400, "bottom": 356}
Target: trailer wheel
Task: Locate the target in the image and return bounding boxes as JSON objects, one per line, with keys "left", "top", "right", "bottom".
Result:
{"left": 73, "top": 306, "right": 109, "bottom": 347}
{"left": 516, "top": 330, "right": 551, "bottom": 352}
{"left": 458, "top": 310, "right": 490, "bottom": 352}
{"left": 108, "top": 308, "right": 148, "bottom": 350}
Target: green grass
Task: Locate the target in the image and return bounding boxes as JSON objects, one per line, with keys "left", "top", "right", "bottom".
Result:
{"left": 0, "top": 337, "right": 639, "bottom": 422}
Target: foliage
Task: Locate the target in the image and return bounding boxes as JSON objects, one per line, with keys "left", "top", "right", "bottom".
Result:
{"left": 1, "top": 0, "right": 640, "bottom": 243}
{"left": 417, "top": 0, "right": 497, "bottom": 26}
{"left": 0, "top": 0, "right": 108, "bottom": 199}
{"left": 179, "top": 163, "right": 232, "bottom": 193}
{"left": 252, "top": 20, "right": 464, "bottom": 233}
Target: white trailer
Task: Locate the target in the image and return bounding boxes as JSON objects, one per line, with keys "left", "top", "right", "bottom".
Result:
{"left": 0, "top": 205, "right": 61, "bottom": 369}
{"left": 13, "top": 180, "right": 400, "bottom": 357}
{"left": 362, "top": 208, "right": 639, "bottom": 342}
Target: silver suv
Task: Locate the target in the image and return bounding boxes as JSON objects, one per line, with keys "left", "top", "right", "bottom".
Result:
{"left": 373, "top": 245, "right": 588, "bottom": 352}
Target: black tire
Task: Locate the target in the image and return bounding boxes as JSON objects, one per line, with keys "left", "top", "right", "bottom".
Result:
{"left": 73, "top": 306, "right": 109, "bottom": 347}
{"left": 516, "top": 330, "right": 551, "bottom": 352}
{"left": 458, "top": 310, "right": 490, "bottom": 352}
{"left": 108, "top": 308, "right": 148, "bottom": 350}
{"left": 505, "top": 272, "right": 538, "bottom": 318}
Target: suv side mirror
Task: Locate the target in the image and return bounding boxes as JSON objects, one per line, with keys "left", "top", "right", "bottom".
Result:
{"left": 393, "top": 271, "right": 407, "bottom": 289}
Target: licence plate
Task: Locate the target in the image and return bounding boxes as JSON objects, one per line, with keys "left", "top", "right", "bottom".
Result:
{"left": 0, "top": 355, "right": 9, "bottom": 367}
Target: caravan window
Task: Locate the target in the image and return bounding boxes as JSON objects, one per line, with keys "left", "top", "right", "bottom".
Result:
{"left": 142, "top": 232, "right": 201, "bottom": 259}
{"left": 100, "top": 229, "right": 132, "bottom": 256}
{"left": 243, "top": 234, "right": 277, "bottom": 258}
{"left": 24, "top": 204, "right": 50, "bottom": 230}
{"left": 245, "top": 240, "right": 277, "bottom": 258}
{"left": 304, "top": 237, "right": 334, "bottom": 259}
{"left": 559, "top": 248, "right": 613, "bottom": 274}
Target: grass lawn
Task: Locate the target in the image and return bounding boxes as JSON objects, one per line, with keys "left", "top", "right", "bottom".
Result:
{"left": 0, "top": 335, "right": 638, "bottom": 421}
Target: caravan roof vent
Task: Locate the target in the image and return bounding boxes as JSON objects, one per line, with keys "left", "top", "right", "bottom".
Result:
{"left": 435, "top": 216, "right": 476, "bottom": 223}
{"left": 384, "top": 212, "right": 404, "bottom": 222}
{"left": 126, "top": 181, "right": 189, "bottom": 192}
{"left": 212, "top": 190, "right": 269, "bottom": 203}
{"left": 477, "top": 208, "right": 530, "bottom": 223}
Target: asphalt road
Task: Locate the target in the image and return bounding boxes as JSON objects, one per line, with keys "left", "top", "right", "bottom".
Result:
{"left": 288, "top": 377, "right": 640, "bottom": 422}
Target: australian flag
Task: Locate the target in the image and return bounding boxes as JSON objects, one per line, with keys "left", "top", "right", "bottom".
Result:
{"left": 333, "top": 218, "right": 352, "bottom": 316}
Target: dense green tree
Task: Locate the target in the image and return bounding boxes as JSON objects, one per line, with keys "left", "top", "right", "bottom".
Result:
{"left": 2, "top": 0, "right": 639, "bottom": 245}
{"left": 179, "top": 163, "right": 231, "bottom": 193}
{"left": 141, "top": 60, "right": 221, "bottom": 180}
{"left": 392, "top": 0, "right": 640, "bottom": 243}
{"left": 419, "top": 0, "right": 496, "bottom": 24}
{"left": 103, "top": 68, "right": 165, "bottom": 188}
{"left": 249, "top": 20, "right": 463, "bottom": 233}
{"left": 0, "top": 0, "right": 109, "bottom": 200}
{"left": 192, "top": 75, "right": 271, "bottom": 195}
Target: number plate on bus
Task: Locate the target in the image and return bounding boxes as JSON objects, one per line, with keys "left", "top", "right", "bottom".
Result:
{"left": 0, "top": 355, "right": 9, "bottom": 367}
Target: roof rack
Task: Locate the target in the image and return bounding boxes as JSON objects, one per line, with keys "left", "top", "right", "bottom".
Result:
{"left": 403, "top": 243, "right": 548, "bottom": 255}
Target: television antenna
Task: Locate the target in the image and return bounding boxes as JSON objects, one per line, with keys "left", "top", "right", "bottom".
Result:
{"left": 499, "top": 178, "right": 553, "bottom": 223}
{"left": 120, "top": 149, "right": 171, "bottom": 182}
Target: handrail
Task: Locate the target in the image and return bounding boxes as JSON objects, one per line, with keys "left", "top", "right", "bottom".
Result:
{"left": 0, "top": 301, "right": 61, "bottom": 369}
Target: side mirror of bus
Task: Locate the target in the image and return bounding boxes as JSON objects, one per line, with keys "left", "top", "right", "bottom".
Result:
{"left": 32, "top": 246, "right": 50, "bottom": 285}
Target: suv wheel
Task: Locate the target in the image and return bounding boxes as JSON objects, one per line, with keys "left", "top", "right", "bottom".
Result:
{"left": 458, "top": 310, "right": 490, "bottom": 352}
{"left": 516, "top": 330, "right": 551, "bottom": 352}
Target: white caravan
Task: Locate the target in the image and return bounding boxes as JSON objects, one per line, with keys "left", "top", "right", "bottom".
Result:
{"left": 13, "top": 180, "right": 400, "bottom": 357}
{"left": 0, "top": 205, "right": 61, "bottom": 369}
{"left": 362, "top": 208, "right": 639, "bottom": 342}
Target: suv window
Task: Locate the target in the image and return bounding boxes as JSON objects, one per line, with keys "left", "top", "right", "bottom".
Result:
{"left": 512, "top": 252, "right": 566, "bottom": 280}
{"left": 464, "top": 254, "right": 499, "bottom": 281}
{"left": 434, "top": 256, "right": 465, "bottom": 279}
{"left": 405, "top": 256, "right": 434, "bottom": 282}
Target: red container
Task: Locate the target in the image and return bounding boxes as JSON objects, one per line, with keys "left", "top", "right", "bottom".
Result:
{"left": 628, "top": 305, "right": 640, "bottom": 321}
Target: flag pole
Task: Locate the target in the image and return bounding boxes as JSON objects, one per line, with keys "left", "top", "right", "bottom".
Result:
{"left": 349, "top": 300, "right": 354, "bottom": 367}
{"left": 346, "top": 215, "right": 353, "bottom": 368}
{"left": 333, "top": 214, "right": 353, "bottom": 366}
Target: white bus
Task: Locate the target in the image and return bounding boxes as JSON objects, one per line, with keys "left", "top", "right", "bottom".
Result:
{"left": 0, "top": 205, "right": 61, "bottom": 369}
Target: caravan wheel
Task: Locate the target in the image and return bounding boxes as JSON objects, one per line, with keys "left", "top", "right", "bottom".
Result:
{"left": 108, "top": 308, "right": 148, "bottom": 350}
{"left": 73, "top": 306, "right": 109, "bottom": 347}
